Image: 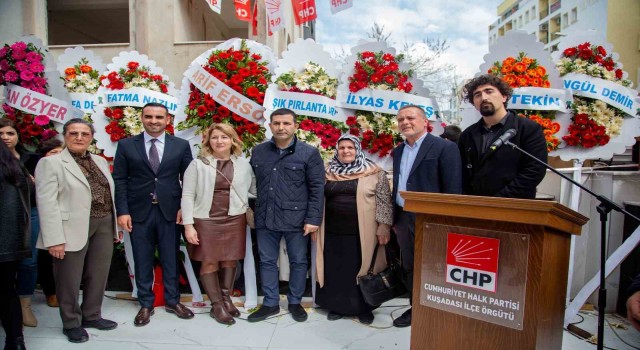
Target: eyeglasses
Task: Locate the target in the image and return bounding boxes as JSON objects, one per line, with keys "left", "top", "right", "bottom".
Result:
{"left": 66, "top": 131, "right": 93, "bottom": 138}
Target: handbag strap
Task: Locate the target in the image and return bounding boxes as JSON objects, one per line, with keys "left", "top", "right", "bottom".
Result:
{"left": 367, "top": 244, "right": 381, "bottom": 274}
{"left": 199, "top": 156, "right": 249, "bottom": 209}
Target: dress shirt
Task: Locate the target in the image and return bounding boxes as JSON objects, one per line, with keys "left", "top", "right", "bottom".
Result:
{"left": 395, "top": 132, "right": 427, "bottom": 207}
{"left": 143, "top": 132, "right": 166, "bottom": 162}
{"left": 480, "top": 116, "right": 508, "bottom": 153}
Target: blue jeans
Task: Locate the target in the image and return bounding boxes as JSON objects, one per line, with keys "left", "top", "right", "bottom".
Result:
{"left": 17, "top": 207, "right": 39, "bottom": 296}
{"left": 256, "top": 229, "right": 309, "bottom": 307}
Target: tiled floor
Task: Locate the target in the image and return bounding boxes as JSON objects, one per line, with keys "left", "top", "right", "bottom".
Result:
{"left": 5, "top": 292, "right": 640, "bottom": 349}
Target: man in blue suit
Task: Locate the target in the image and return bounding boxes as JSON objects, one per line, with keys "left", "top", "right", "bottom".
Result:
{"left": 113, "top": 102, "right": 194, "bottom": 326}
{"left": 391, "top": 105, "right": 462, "bottom": 327}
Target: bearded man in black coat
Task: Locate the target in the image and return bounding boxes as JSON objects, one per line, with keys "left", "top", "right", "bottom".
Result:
{"left": 458, "top": 74, "right": 547, "bottom": 199}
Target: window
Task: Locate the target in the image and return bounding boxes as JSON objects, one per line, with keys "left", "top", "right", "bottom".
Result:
{"left": 47, "top": 0, "right": 130, "bottom": 45}
{"left": 570, "top": 7, "right": 578, "bottom": 24}
{"left": 531, "top": 6, "right": 537, "bottom": 20}
{"left": 562, "top": 13, "right": 568, "bottom": 29}
{"left": 525, "top": 10, "right": 530, "bottom": 23}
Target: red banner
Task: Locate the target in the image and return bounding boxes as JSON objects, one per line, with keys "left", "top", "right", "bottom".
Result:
{"left": 234, "top": 0, "right": 251, "bottom": 22}
{"left": 251, "top": 0, "right": 258, "bottom": 35}
{"left": 291, "top": 0, "right": 317, "bottom": 25}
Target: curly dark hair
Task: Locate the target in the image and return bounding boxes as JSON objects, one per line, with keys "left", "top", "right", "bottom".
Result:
{"left": 462, "top": 74, "right": 513, "bottom": 108}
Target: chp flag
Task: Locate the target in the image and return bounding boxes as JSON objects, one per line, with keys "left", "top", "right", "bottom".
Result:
{"left": 291, "top": 0, "right": 317, "bottom": 25}
{"left": 446, "top": 233, "right": 500, "bottom": 293}
{"left": 234, "top": 0, "right": 251, "bottom": 21}
{"left": 330, "top": 0, "right": 353, "bottom": 14}
{"left": 204, "top": 0, "right": 221, "bottom": 14}
{"left": 265, "top": 0, "right": 286, "bottom": 33}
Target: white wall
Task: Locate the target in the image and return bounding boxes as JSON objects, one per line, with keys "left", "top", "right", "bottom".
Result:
{"left": 538, "top": 168, "right": 640, "bottom": 311}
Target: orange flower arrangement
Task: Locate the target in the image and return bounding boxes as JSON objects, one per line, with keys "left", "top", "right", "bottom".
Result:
{"left": 489, "top": 52, "right": 560, "bottom": 152}
{"left": 488, "top": 52, "right": 550, "bottom": 88}
{"left": 61, "top": 57, "right": 103, "bottom": 155}
{"left": 62, "top": 58, "right": 101, "bottom": 94}
{"left": 523, "top": 112, "right": 561, "bottom": 152}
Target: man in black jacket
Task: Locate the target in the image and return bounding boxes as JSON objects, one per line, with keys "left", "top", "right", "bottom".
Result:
{"left": 248, "top": 108, "right": 325, "bottom": 323}
{"left": 458, "top": 75, "right": 547, "bottom": 199}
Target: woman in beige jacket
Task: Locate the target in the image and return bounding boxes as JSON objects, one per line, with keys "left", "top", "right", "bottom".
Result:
{"left": 181, "top": 123, "right": 256, "bottom": 325}
{"left": 36, "top": 119, "right": 120, "bottom": 343}
{"left": 315, "top": 134, "right": 393, "bottom": 325}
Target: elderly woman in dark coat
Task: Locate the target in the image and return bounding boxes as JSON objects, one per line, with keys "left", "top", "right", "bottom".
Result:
{"left": 0, "top": 140, "right": 31, "bottom": 350}
{"left": 315, "top": 134, "right": 393, "bottom": 324}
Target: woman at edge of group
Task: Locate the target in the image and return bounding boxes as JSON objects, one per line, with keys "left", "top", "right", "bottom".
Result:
{"left": 315, "top": 134, "right": 393, "bottom": 325}
{"left": 0, "top": 118, "right": 41, "bottom": 327}
{"left": 0, "top": 140, "right": 31, "bottom": 350}
{"left": 181, "top": 123, "right": 256, "bottom": 325}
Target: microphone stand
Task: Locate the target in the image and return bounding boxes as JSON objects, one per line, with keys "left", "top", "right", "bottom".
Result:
{"left": 504, "top": 140, "right": 640, "bottom": 350}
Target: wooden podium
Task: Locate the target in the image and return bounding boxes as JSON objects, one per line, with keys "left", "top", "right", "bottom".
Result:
{"left": 401, "top": 192, "right": 588, "bottom": 350}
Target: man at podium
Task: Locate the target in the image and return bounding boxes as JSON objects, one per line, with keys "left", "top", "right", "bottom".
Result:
{"left": 391, "top": 105, "right": 462, "bottom": 327}
{"left": 458, "top": 75, "right": 547, "bottom": 200}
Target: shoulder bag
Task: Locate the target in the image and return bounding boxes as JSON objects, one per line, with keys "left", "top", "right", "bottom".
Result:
{"left": 357, "top": 244, "right": 407, "bottom": 306}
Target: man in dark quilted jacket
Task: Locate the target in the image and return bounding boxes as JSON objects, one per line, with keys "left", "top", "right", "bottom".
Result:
{"left": 248, "top": 108, "right": 325, "bottom": 323}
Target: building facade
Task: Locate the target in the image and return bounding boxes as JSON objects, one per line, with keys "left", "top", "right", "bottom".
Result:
{"left": 0, "top": 0, "right": 314, "bottom": 83}
{"left": 488, "top": 0, "right": 640, "bottom": 87}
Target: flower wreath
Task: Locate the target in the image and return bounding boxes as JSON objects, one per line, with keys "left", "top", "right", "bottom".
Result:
{"left": 61, "top": 57, "right": 105, "bottom": 155}
{"left": 346, "top": 51, "right": 420, "bottom": 158}
{"left": 275, "top": 62, "right": 345, "bottom": 160}
{"left": 0, "top": 41, "right": 58, "bottom": 147}
{"left": 178, "top": 40, "right": 271, "bottom": 154}
{"left": 63, "top": 58, "right": 101, "bottom": 94}
{"left": 100, "top": 61, "right": 174, "bottom": 142}
{"left": 557, "top": 42, "right": 631, "bottom": 148}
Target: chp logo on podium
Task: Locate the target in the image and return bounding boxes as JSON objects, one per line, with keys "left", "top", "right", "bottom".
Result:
{"left": 420, "top": 225, "right": 527, "bottom": 330}
{"left": 445, "top": 233, "right": 500, "bottom": 293}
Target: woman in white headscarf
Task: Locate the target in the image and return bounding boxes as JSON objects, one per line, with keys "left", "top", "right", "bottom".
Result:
{"left": 315, "top": 134, "right": 393, "bottom": 324}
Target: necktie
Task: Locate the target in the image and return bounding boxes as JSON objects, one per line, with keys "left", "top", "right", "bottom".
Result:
{"left": 149, "top": 138, "right": 160, "bottom": 173}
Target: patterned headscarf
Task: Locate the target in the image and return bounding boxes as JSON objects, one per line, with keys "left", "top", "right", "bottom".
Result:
{"left": 327, "top": 134, "right": 378, "bottom": 176}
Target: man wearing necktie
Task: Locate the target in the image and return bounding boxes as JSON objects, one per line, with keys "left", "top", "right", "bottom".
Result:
{"left": 113, "top": 102, "right": 194, "bottom": 326}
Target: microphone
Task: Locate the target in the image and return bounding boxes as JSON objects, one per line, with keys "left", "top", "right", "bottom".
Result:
{"left": 489, "top": 128, "right": 517, "bottom": 151}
